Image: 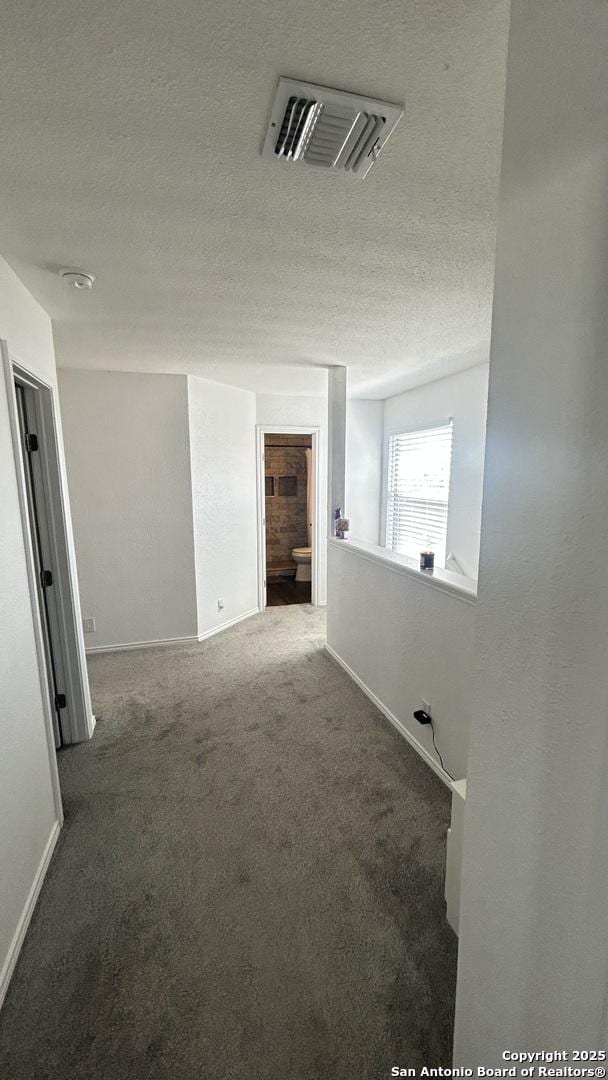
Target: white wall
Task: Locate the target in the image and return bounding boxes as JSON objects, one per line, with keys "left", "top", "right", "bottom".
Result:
{"left": 327, "top": 541, "right": 476, "bottom": 781}
{"left": 256, "top": 393, "right": 328, "bottom": 604}
{"left": 0, "top": 254, "right": 91, "bottom": 1001}
{"left": 328, "top": 368, "right": 347, "bottom": 537}
{"left": 188, "top": 376, "right": 258, "bottom": 637}
{"left": 59, "top": 370, "right": 198, "bottom": 649}
{"left": 345, "top": 399, "right": 383, "bottom": 545}
{"left": 383, "top": 364, "right": 489, "bottom": 578}
{"left": 455, "top": 0, "right": 608, "bottom": 1059}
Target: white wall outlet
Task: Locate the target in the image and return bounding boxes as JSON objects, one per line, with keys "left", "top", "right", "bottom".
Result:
{"left": 83, "top": 617, "right": 96, "bottom": 634}
{"left": 217, "top": 598, "right": 225, "bottom": 612}
{"left": 422, "top": 699, "right": 431, "bottom": 716}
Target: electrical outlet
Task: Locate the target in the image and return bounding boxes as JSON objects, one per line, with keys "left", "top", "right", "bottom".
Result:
{"left": 83, "top": 617, "right": 96, "bottom": 634}
{"left": 422, "top": 699, "right": 431, "bottom": 716}
{"left": 217, "top": 598, "right": 225, "bottom": 612}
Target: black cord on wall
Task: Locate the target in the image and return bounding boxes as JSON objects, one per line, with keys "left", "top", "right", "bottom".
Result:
{"left": 430, "top": 720, "right": 455, "bottom": 781}
{"left": 413, "top": 709, "right": 456, "bottom": 781}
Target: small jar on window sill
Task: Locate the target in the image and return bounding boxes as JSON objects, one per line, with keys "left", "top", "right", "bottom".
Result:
{"left": 420, "top": 550, "right": 435, "bottom": 571}
{"left": 335, "top": 518, "right": 350, "bottom": 540}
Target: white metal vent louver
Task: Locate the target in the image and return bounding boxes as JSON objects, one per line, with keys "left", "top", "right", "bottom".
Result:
{"left": 261, "top": 78, "right": 404, "bottom": 180}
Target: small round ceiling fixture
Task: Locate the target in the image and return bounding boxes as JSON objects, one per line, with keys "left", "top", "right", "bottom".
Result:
{"left": 60, "top": 268, "right": 95, "bottom": 290}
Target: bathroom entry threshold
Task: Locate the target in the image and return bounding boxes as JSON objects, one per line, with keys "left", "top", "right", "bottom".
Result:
{"left": 266, "top": 578, "right": 312, "bottom": 607}
{"left": 256, "top": 424, "right": 321, "bottom": 611}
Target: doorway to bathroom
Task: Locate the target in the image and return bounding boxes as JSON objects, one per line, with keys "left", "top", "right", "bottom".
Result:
{"left": 256, "top": 425, "right": 321, "bottom": 609}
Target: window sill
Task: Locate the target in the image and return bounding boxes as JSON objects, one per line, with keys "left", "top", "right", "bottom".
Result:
{"left": 327, "top": 536, "right": 477, "bottom": 604}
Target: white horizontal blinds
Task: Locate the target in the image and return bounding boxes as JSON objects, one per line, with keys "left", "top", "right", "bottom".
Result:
{"left": 385, "top": 422, "right": 453, "bottom": 566}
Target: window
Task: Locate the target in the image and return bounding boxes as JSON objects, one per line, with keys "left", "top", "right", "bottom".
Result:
{"left": 385, "top": 422, "right": 453, "bottom": 567}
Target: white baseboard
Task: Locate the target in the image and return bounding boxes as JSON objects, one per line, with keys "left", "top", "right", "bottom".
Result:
{"left": 324, "top": 643, "right": 452, "bottom": 788}
{"left": 85, "top": 609, "right": 260, "bottom": 655}
{"left": 197, "top": 607, "right": 259, "bottom": 642}
{"left": 0, "top": 819, "right": 61, "bottom": 1011}
{"left": 86, "top": 633, "right": 200, "bottom": 655}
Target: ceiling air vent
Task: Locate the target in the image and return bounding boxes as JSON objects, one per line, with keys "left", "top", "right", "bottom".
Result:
{"left": 261, "top": 78, "right": 404, "bottom": 180}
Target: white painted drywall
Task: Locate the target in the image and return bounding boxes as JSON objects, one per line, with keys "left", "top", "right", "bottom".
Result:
{"left": 0, "top": 253, "right": 91, "bottom": 998}
{"left": 345, "top": 399, "right": 383, "bottom": 545}
{"left": 328, "top": 368, "right": 347, "bottom": 537}
{"left": 256, "top": 393, "right": 328, "bottom": 605}
{"left": 327, "top": 540, "right": 476, "bottom": 781}
{"left": 454, "top": 0, "right": 608, "bottom": 1059}
{"left": 59, "top": 370, "right": 198, "bottom": 648}
{"left": 383, "top": 364, "right": 489, "bottom": 578}
{"left": 188, "top": 377, "right": 258, "bottom": 636}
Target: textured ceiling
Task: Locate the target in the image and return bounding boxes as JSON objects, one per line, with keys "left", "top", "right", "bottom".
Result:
{"left": 0, "top": 0, "right": 508, "bottom": 397}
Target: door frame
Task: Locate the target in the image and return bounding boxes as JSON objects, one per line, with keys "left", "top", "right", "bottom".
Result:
{"left": 256, "top": 424, "right": 321, "bottom": 609}
{"left": 3, "top": 340, "right": 94, "bottom": 748}
{"left": 15, "top": 380, "right": 66, "bottom": 748}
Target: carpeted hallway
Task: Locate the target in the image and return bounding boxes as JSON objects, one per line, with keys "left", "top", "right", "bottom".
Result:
{"left": 0, "top": 606, "right": 456, "bottom": 1079}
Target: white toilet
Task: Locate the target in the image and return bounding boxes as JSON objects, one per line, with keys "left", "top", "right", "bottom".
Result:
{"left": 291, "top": 546, "right": 312, "bottom": 582}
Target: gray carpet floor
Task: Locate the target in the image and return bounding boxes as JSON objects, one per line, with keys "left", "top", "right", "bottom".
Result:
{"left": 0, "top": 606, "right": 456, "bottom": 1079}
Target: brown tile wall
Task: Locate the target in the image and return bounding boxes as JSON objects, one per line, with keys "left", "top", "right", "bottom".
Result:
{"left": 265, "top": 445, "right": 309, "bottom": 570}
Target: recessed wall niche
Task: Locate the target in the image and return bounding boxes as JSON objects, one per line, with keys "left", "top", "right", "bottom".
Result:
{"left": 278, "top": 475, "right": 297, "bottom": 497}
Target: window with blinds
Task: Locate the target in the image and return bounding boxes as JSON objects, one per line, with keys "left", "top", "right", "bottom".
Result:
{"left": 385, "top": 422, "right": 453, "bottom": 566}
